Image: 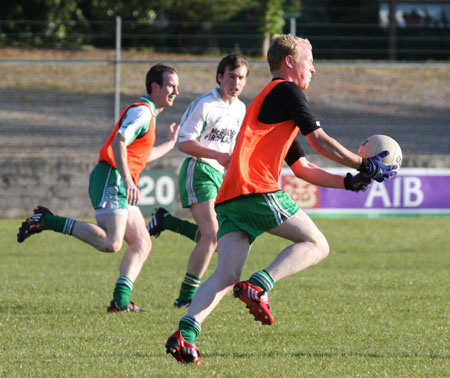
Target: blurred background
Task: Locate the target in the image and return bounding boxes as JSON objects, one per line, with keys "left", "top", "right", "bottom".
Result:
{"left": 1, "top": 0, "right": 450, "bottom": 59}
{"left": 1, "top": 0, "right": 449, "bottom": 217}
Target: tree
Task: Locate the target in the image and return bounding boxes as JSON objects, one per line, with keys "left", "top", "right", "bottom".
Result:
{"left": 256, "top": 0, "right": 302, "bottom": 56}
{"left": 0, "top": 0, "right": 303, "bottom": 54}
{"left": 155, "top": 0, "right": 255, "bottom": 52}
{"left": 258, "top": 0, "right": 285, "bottom": 55}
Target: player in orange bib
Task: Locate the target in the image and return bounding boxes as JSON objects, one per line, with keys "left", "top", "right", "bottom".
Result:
{"left": 17, "top": 64, "right": 180, "bottom": 312}
{"left": 165, "top": 35, "right": 398, "bottom": 365}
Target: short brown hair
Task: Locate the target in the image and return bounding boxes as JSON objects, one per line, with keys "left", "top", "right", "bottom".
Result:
{"left": 216, "top": 53, "right": 249, "bottom": 85}
{"left": 146, "top": 64, "right": 177, "bottom": 94}
{"left": 267, "top": 34, "right": 312, "bottom": 73}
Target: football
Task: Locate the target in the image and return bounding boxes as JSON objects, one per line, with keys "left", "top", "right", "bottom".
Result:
{"left": 358, "top": 134, "right": 402, "bottom": 171}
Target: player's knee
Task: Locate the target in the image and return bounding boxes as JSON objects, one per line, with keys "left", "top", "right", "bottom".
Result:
{"left": 129, "top": 236, "right": 152, "bottom": 257}
{"left": 138, "top": 232, "right": 152, "bottom": 250}
{"left": 216, "top": 265, "right": 241, "bottom": 288}
{"left": 139, "top": 239, "right": 152, "bottom": 258}
{"left": 225, "top": 266, "right": 244, "bottom": 287}
{"left": 103, "top": 240, "right": 123, "bottom": 253}
{"left": 199, "top": 230, "right": 218, "bottom": 249}
{"left": 98, "top": 235, "right": 124, "bottom": 253}
{"left": 315, "top": 235, "right": 330, "bottom": 261}
{"left": 307, "top": 231, "right": 329, "bottom": 263}
{"left": 227, "top": 271, "right": 240, "bottom": 286}
{"left": 220, "top": 275, "right": 239, "bottom": 291}
{"left": 143, "top": 237, "right": 152, "bottom": 254}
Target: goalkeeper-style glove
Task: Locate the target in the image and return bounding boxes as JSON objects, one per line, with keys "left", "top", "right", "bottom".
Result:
{"left": 344, "top": 172, "right": 371, "bottom": 192}
{"left": 358, "top": 151, "right": 398, "bottom": 182}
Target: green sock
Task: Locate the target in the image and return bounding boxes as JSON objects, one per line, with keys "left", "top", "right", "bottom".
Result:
{"left": 249, "top": 269, "right": 275, "bottom": 292}
{"left": 42, "top": 215, "right": 76, "bottom": 235}
{"left": 163, "top": 215, "right": 200, "bottom": 242}
{"left": 176, "top": 273, "right": 201, "bottom": 303}
{"left": 179, "top": 315, "right": 201, "bottom": 344}
{"left": 113, "top": 276, "right": 133, "bottom": 308}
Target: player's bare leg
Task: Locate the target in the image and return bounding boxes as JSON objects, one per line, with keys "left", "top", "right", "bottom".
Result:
{"left": 167, "top": 231, "right": 250, "bottom": 363}
{"left": 232, "top": 209, "right": 329, "bottom": 324}
{"left": 71, "top": 213, "right": 127, "bottom": 252}
{"left": 120, "top": 206, "right": 152, "bottom": 282}
{"left": 74, "top": 206, "right": 152, "bottom": 311}
{"left": 174, "top": 199, "right": 218, "bottom": 307}
{"left": 17, "top": 206, "right": 127, "bottom": 252}
{"left": 186, "top": 231, "right": 250, "bottom": 323}
{"left": 108, "top": 206, "right": 151, "bottom": 312}
{"left": 187, "top": 200, "right": 218, "bottom": 278}
{"left": 265, "top": 208, "right": 329, "bottom": 281}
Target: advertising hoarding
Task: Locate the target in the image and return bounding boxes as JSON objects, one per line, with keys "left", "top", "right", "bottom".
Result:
{"left": 281, "top": 168, "right": 450, "bottom": 217}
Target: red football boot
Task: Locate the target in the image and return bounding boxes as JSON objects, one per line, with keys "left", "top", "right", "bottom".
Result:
{"left": 165, "top": 330, "right": 202, "bottom": 365}
{"left": 233, "top": 281, "right": 274, "bottom": 325}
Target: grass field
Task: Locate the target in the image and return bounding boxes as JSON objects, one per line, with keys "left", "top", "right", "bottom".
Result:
{"left": 1, "top": 217, "right": 449, "bottom": 377}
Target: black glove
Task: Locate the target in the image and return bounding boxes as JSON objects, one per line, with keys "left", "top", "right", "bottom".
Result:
{"left": 344, "top": 172, "right": 371, "bottom": 192}
{"left": 358, "top": 151, "right": 398, "bottom": 182}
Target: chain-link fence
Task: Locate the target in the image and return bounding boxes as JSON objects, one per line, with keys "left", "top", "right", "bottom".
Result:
{"left": 1, "top": 11, "right": 450, "bottom": 59}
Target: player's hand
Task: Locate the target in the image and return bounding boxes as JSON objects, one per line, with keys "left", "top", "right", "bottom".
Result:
{"left": 358, "top": 151, "right": 398, "bottom": 182}
{"left": 216, "top": 152, "right": 232, "bottom": 169}
{"left": 124, "top": 178, "right": 140, "bottom": 205}
{"left": 167, "top": 123, "right": 180, "bottom": 145}
{"left": 344, "top": 172, "right": 371, "bottom": 192}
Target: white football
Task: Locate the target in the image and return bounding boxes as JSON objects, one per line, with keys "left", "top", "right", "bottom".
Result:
{"left": 358, "top": 134, "right": 402, "bottom": 171}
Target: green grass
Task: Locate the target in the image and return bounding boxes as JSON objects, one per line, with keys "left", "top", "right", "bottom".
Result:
{"left": 1, "top": 217, "right": 449, "bottom": 377}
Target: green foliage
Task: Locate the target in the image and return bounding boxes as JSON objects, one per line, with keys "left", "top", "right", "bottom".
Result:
{"left": 0, "top": 0, "right": 163, "bottom": 48}
{"left": 258, "top": 0, "right": 287, "bottom": 35}
{"left": 285, "top": 0, "right": 302, "bottom": 16}
{"left": 1, "top": 217, "right": 449, "bottom": 376}
{"left": 161, "top": 0, "right": 255, "bottom": 22}
{"left": 0, "top": 0, "right": 284, "bottom": 51}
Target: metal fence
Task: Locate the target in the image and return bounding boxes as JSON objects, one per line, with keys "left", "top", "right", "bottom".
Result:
{"left": 1, "top": 15, "right": 449, "bottom": 60}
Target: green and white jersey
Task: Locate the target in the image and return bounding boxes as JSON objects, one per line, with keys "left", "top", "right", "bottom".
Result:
{"left": 178, "top": 88, "right": 246, "bottom": 173}
{"left": 118, "top": 96, "right": 157, "bottom": 146}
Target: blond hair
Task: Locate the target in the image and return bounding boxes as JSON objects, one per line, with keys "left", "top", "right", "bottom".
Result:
{"left": 267, "top": 34, "right": 312, "bottom": 73}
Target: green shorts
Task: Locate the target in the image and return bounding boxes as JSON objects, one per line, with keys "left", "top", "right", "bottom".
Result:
{"left": 215, "top": 191, "right": 299, "bottom": 244}
{"left": 89, "top": 161, "right": 129, "bottom": 216}
{"left": 178, "top": 158, "right": 223, "bottom": 208}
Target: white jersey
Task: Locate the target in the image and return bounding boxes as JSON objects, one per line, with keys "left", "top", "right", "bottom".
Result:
{"left": 178, "top": 88, "right": 246, "bottom": 173}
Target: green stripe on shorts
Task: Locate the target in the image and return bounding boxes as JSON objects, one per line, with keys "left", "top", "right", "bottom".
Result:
{"left": 215, "top": 191, "right": 299, "bottom": 243}
{"left": 178, "top": 158, "right": 223, "bottom": 208}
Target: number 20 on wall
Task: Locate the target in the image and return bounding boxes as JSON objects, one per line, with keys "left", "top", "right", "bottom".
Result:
{"left": 138, "top": 172, "right": 176, "bottom": 206}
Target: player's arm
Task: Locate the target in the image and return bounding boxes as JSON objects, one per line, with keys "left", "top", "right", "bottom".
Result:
{"left": 270, "top": 83, "right": 361, "bottom": 171}
{"left": 111, "top": 132, "right": 139, "bottom": 205}
{"left": 178, "top": 98, "right": 231, "bottom": 168}
{"left": 267, "top": 82, "right": 389, "bottom": 183}
{"left": 287, "top": 140, "right": 370, "bottom": 192}
{"left": 112, "top": 104, "right": 151, "bottom": 204}
{"left": 148, "top": 122, "right": 180, "bottom": 162}
{"left": 306, "top": 128, "right": 396, "bottom": 182}
{"left": 290, "top": 158, "right": 344, "bottom": 188}
{"left": 178, "top": 140, "right": 231, "bottom": 168}
{"left": 305, "top": 128, "right": 362, "bottom": 169}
